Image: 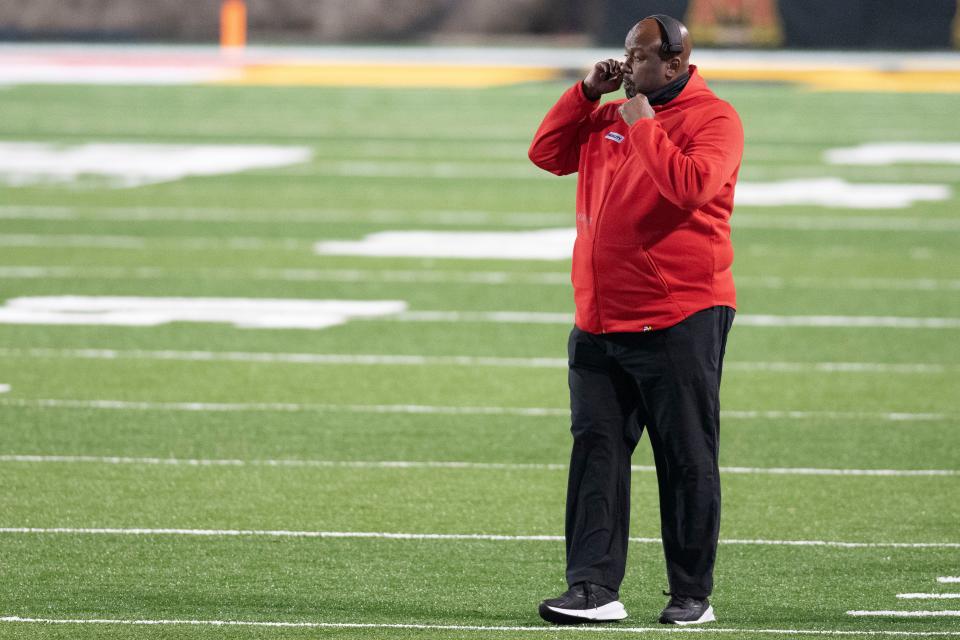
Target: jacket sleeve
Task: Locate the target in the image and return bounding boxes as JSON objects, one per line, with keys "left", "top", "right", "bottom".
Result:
{"left": 628, "top": 105, "right": 744, "bottom": 210}
{"left": 528, "top": 82, "right": 600, "bottom": 176}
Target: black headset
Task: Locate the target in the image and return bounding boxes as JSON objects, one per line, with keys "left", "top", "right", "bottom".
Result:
{"left": 646, "top": 14, "right": 684, "bottom": 55}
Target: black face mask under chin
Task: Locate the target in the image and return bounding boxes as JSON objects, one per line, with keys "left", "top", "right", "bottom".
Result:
{"left": 641, "top": 72, "right": 690, "bottom": 106}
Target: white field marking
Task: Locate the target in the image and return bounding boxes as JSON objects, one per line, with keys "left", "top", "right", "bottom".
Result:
{"left": 0, "top": 205, "right": 570, "bottom": 227}
{"left": 0, "top": 384, "right": 9, "bottom": 393}
{"left": 315, "top": 229, "right": 575, "bottom": 261}
{"left": 6, "top": 203, "right": 960, "bottom": 234}
{"left": 898, "top": 594, "right": 960, "bottom": 599}
{"left": 720, "top": 410, "right": 948, "bottom": 422}
{"left": 309, "top": 159, "right": 554, "bottom": 180}
{"left": 1, "top": 346, "right": 953, "bottom": 375}
{"left": 1, "top": 528, "right": 960, "bottom": 550}
{"left": 0, "top": 455, "right": 571, "bottom": 471}
{"left": 0, "top": 234, "right": 147, "bottom": 249}
{"left": 234, "top": 160, "right": 952, "bottom": 208}
{"left": 0, "top": 296, "right": 407, "bottom": 330}
{"left": 734, "top": 179, "right": 950, "bottom": 209}
{"left": 0, "top": 205, "right": 76, "bottom": 219}
{"left": 0, "top": 398, "right": 567, "bottom": 417}
{"left": 0, "top": 265, "right": 572, "bottom": 286}
{"left": 316, "top": 220, "right": 960, "bottom": 260}
{"left": 940, "top": 578, "right": 960, "bottom": 583}
{"left": 0, "top": 347, "right": 569, "bottom": 369}
{"left": 848, "top": 611, "right": 960, "bottom": 618}
{"left": 0, "top": 398, "right": 950, "bottom": 422}
{"left": 389, "top": 310, "right": 960, "bottom": 330}
{"left": 826, "top": 143, "right": 960, "bottom": 166}
{"left": 735, "top": 276, "right": 960, "bottom": 292}
{"left": 725, "top": 361, "right": 954, "bottom": 374}
{"left": 4, "top": 618, "right": 960, "bottom": 638}
{"left": 0, "top": 234, "right": 309, "bottom": 250}
{"left": 6, "top": 206, "right": 960, "bottom": 239}
{"left": 313, "top": 220, "right": 960, "bottom": 261}
{"left": 304, "top": 166, "right": 946, "bottom": 210}
{"left": 1, "top": 454, "right": 956, "bottom": 477}
{"left": 0, "top": 142, "right": 311, "bottom": 188}
{"left": 734, "top": 213, "right": 960, "bottom": 231}
{"left": 6, "top": 265, "right": 960, "bottom": 294}
{"left": 732, "top": 315, "right": 960, "bottom": 330}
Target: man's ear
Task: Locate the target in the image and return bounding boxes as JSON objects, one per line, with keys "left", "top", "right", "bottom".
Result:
{"left": 666, "top": 57, "right": 681, "bottom": 77}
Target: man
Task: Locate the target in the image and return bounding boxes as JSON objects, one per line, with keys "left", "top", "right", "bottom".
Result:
{"left": 528, "top": 15, "right": 743, "bottom": 626}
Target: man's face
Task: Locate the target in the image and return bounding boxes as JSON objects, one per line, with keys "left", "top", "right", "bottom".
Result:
{"left": 622, "top": 26, "right": 672, "bottom": 98}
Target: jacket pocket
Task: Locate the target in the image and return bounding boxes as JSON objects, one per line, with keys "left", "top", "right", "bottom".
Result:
{"left": 641, "top": 250, "right": 687, "bottom": 316}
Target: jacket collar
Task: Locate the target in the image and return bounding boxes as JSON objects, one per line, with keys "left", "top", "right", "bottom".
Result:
{"left": 652, "top": 64, "right": 712, "bottom": 112}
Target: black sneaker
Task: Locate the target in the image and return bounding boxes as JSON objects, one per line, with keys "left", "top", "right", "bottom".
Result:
{"left": 538, "top": 582, "right": 628, "bottom": 624}
{"left": 658, "top": 592, "right": 716, "bottom": 625}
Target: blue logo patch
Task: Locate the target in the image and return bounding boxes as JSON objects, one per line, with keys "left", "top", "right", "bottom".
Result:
{"left": 604, "top": 132, "right": 625, "bottom": 143}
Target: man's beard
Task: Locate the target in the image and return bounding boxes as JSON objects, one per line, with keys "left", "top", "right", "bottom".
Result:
{"left": 623, "top": 77, "right": 637, "bottom": 99}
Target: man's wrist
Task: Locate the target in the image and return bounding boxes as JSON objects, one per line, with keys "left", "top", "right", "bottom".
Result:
{"left": 581, "top": 81, "right": 601, "bottom": 101}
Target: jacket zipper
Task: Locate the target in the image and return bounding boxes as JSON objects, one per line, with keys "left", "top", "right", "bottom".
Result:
{"left": 590, "top": 139, "right": 631, "bottom": 333}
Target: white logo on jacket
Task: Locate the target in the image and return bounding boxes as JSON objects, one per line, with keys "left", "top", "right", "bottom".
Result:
{"left": 604, "top": 132, "right": 625, "bottom": 143}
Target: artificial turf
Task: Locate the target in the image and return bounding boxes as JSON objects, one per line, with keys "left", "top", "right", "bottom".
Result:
{"left": 0, "top": 67, "right": 958, "bottom": 639}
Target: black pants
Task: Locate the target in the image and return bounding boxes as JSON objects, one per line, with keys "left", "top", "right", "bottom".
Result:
{"left": 564, "top": 306, "right": 734, "bottom": 598}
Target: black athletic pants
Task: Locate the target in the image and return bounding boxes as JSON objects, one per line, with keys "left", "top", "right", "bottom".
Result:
{"left": 564, "top": 305, "right": 735, "bottom": 598}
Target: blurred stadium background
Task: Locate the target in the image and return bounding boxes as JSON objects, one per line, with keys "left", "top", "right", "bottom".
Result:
{"left": 1, "top": 2, "right": 959, "bottom": 639}
{"left": 1, "top": 0, "right": 959, "bottom": 48}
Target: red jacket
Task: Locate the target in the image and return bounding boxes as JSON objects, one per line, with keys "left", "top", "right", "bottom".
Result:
{"left": 529, "top": 65, "right": 743, "bottom": 333}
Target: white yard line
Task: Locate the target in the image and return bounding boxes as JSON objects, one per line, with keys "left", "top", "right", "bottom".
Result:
{"left": 939, "top": 578, "right": 960, "bottom": 583}
{"left": 0, "top": 398, "right": 950, "bottom": 422}
{"left": 1, "top": 528, "right": 958, "bottom": 549}
{"left": 898, "top": 594, "right": 960, "bottom": 599}
{"left": 3, "top": 616, "right": 960, "bottom": 637}
{"left": 0, "top": 234, "right": 147, "bottom": 249}
{"left": 720, "top": 410, "right": 947, "bottom": 421}
{"left": 0, "top": 205, "right": 569, "bottom": 227}
{"left": 1, "top": 347, "right": 951, "bottom": 374}
{"left": 0, "top": 454, "right": 955, "bottom": 477}
{"left": 714, "top": 466, "right": 958, "bottom": 477}
{"left": 2, "top": 265, "right": 960, "bottom": 293}
{"left": 4, "top": 203, "right": 960, "bottom": 231}
{"left": 733, "top": 213, "right": 960, "bottom": 232}
{"left": 726, "top": 362, "right": 953, "bottom": 374}
{"left": 734, "top": 315, "right": 960, "bottom": 329}
{"left": 848, "top": 611, "right": 960, "bottom": 618}
{"left": 0, "top": 234, "right": 309, "bottom": 250}
{"left": 735, "top": 276, "right": 960, "bottom": 292}
{"left": 0, "top": 265, "right": 573, "bottom": 285}
{"left": 0, "top": 398, "right": 567, "bottom": 417}
{"left": 0, "top": 455, "right": 570, "bottom": 471}
{"left": 7, "top": 203, "right": 960, "bottom": 234}
{"left": 0, "top": 346, "right": 567, "bottom": 368}
{"left": 387, "top": 311, "right": 960, "bottom": 329}
{"left": 0, "top": 299, "right": 958, "bottom": 331}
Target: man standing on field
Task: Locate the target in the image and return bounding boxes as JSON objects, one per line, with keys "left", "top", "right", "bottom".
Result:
{"left": 528, "top": 14, "right": 743, "bottom": 626}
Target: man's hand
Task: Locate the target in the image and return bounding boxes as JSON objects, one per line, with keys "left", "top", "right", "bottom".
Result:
{"left": 618, "top": 94, "right": 655, "bottom": 125}
{"left": 582, "top": 59, "right": 623, "bottom": 101}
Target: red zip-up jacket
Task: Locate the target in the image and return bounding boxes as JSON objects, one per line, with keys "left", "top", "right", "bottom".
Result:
{"left": 529, "top": 65, "right": 743, "bottom": 333}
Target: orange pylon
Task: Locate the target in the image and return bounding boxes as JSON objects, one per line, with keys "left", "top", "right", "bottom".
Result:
{"left": 220, "top": 0, "right": 247, "bottom": 49}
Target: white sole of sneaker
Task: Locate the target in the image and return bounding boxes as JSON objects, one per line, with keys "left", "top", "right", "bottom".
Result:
{"left": 672, "top": 605, "right": 716, "bottom": 626}
{"left": 543, "top": 600, "right": 628, "bottom": 622}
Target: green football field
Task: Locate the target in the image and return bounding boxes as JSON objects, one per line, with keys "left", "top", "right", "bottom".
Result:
{"left": 0, "top": 73, "right": 959, "bottom": 640}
